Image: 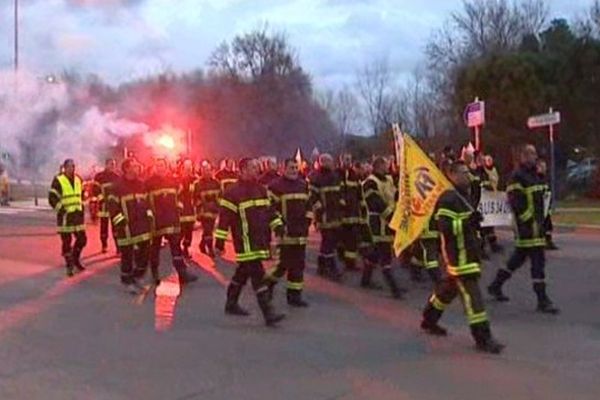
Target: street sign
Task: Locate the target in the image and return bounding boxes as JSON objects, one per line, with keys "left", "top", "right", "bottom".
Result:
{"left": 464, "top": 100, "right": 485, "bottom": 128}
{"left": 527, "top": 112, "right": 561, "bottom": 129}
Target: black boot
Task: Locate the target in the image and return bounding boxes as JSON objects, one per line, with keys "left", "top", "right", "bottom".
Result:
{"left": 382, "top": 267, "right": 404, "bottom": 299}
{"left": 287, "top": 289, "right": 309, "bottom": 308}
{"left": 327, "top": 258, "right": 343, "bottom": 282}
{"left": 421, "top": 304, "right": 448, "bottom": 336}
{"left": 257, "top": 289, "right": 285, "bottom": 326}
{"left": 471, "top": 323, "right": 505, "bottom": 354}
{"left": 533, "top": 282, "right": 560, "bottom": 314}
{"left": 64, "top": 254, "right": 74, "bottom": 278}
{"left": 488, "top": 269, "right": 511, "bottom": 301}
{"left": 225, "top": 283, "right": 250, "bottom": 316}
{"left": 360, "top": 261, "right": 382, "bottom": 290}
{"left": 151, "top": 264, "right": 161, "bottom": 286}
{"left": 72, "top": 248, "right": 85, "bottom": 272}
{"left": 317, "top": 256, "right": 326, "bottom": 277}
{"left": 266, "top": 279, "right": 277, "bottom": 302}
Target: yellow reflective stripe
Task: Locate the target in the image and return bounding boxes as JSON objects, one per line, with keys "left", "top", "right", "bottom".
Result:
{"left": 518, "top": 208, "right": 533, "bottom": 222}
{"left": 437, "top": 208, "right": 471, "bottom": 220}
{"left": 180, "top": 216, "right": 197, "bottom": 223}
{"left": 425, "top": 260, "right": 439, "bottom": 269}
{"left": 150, "top": 188, "right": 177, "bottom": 196}
{"left": 421, "top": 231, "right": 439, "bottom": 239}
{"left": 342, "top": 217, "right": 362, "bottom": 224}
{"left": 320, "top": 221, "right": 341, "bottom": 229}
{"left": 237, "top": 250, "right": 270, "bottom": 262}
{"left": 279, "top": 237, "right": 308, "bottom": 245}
{"left": 201, "top": 189, "right": 220, "bottom": 197}
{"left": 381, "top": 205, "right": 395, "bottom": 220}
{"left": 280, "top": 193, "right": 308, "bottom": 201}
{"left": 219, "top": 199, "right": 238, "bottom": 213}
{"left": 268, "top": 190, "right": 281, "bottom": 203}
{"left": 364, "top": 189, "right": 377, "bottom": 199}
{"left": 53, "top": 202, "right": 63, "bottom": 212}
{"left": 506, "top": 183, "right": 523, "bottom": 193}
{"left": 344, "top": 181, "right": 360, "bottom": 187}
{"left": 98, "top": 211, "right": 109, "bottom": 218}
{"left": 239, "top": 199, "right": 270, "bottom": 209}
{"left": 57, "top": 224, "right": 85, "bottom": 233}
{"left": 373, "top": 235, "right": 393, "bottom": 243}
{"left": 112, "top": 213, "right": 125, "bottom": 225}
{"left": 286, "top": 281, "right": 304, "bottom": 290}
{"left": 447, "top": 263, "right": 480, "bottom": 276}
{"left": 429, "top": 294, "right": 447, "bottom": 311}
{"left": 117, "top": 232, "right": 151, "bottom": 246}
{"left": 154, "top": 226, "right": 180, "bottom": 236}
{"left": 344, "top": 251, "right": 358, "bottom": 260}
{"left": 49, "top": 188, "right": 61, "bottom": 197}
{"left": 199, "top": 212, "right": 218, "bottom": 219}
{"left": 320, "top": 185, "right": 341, "bottom": 193}
{"left": 269, "top": 217, "right": 284, "bottom": 229}
{"left": 515, "top": 238, "right": 546, "bottom": 248}
{"left": 215, "top": 229, "right": 228, "bottom": 239}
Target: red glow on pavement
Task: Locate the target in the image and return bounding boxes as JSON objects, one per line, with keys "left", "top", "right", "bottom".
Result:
{"left": 154, "top": 273, "right": 181, "bottom": 332}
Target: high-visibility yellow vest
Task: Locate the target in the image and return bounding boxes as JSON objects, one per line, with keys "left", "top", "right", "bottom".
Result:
{"left": 57, "top": 174, "right": 83, "bottom": 213}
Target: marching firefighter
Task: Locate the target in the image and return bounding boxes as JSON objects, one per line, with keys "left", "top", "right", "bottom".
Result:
{"left": 214, "top": 157, "right": 286, "bottom": 326}
{"left": 93, "top": 158, "right": 120, "bottom": 253}
{"left": 107, "top": 158, "right": 153, "bottom": 294}
{"left": 266, "top": 158, "right": 312, "bottom": 307}
{"left": 537, "top": 158, "right": 558, "bottom": 250}
{"left": 146, "top": 158, "right": 198, "bottom": 286}
{"left": 463, "top": 150, "right": 488, "bottom": 259}
{"left": 308, "top": 153, "right": 344, "bottom": 281}
{"left": 421, "top": 160, "right": 504, "bottom": 354}
{"left": 48, "top": 159, "right": 87, "bottom": 277}
{"left": 215, "top": 158, "right": 238, "bottom": 193}
{"left": 195, "top": 160, "right": 220, "bottom": 257}
{"left": 488, "top": 145, "right": 560, "bottom": 314}
{"left": 409, "top": 216, "right": 442, "bottom": 285}
{"left": 258, "top": 157, "right": 280, "bottom": 187}
{"left": 177, "top": 159, "right": 198, "bottom": 259}
{"left": 361, "top": 157, "right": 404, "bottom": 298}
{"left": 338, "top": 153, "right": 364, "bottom": 272}
{"left": 480, "top": 154, "right": 503, "bottom": 253}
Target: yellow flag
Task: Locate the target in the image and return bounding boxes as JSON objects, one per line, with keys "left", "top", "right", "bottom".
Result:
{"left": 389, "top": 131, "right": 453, "bottom": 256}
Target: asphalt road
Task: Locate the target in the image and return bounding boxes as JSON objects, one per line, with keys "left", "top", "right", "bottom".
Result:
{"left": 0, "top": 205, "right": 598, "bottom": 400}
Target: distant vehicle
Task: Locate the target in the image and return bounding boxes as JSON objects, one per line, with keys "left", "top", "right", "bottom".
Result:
{"left": 567, "top": 157, "right": 598, "bottom": 185}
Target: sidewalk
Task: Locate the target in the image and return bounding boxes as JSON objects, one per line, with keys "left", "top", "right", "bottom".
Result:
{"left": 4, "top": 198, "right": 51, "bottom": 211}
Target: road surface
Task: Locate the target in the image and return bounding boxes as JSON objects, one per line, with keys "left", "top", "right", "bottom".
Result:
{"left": 0, "top": 205, "right": 598, "bottom": 400}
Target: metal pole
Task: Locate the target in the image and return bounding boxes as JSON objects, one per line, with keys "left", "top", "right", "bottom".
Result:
{"left": 549, "top": 107, "right": 556, "bottom": 211}
{"left": 14, "top": 0, "right": 19, "bottom": 72}
{"left": 475, "top": 125, "right": 481, "bottom": 153}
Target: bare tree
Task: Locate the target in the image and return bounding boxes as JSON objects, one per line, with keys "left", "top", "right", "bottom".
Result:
{"left": 356, "top": 58, "right": 398, "bottom": 136}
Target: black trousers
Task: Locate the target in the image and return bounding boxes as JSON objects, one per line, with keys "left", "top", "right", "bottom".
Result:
{"left": 507, "top": 246, "right": 546, "bottom": 281}
{"left": 150, "top": 233, "right": 186, "bottom": 279}
{"left": 269, "top": 245, "right": 306, "bottom": 292}
{"left": 480, "top": 226, "right": 498, "bottom": 246}
{"left": 340, "top": 223, "right": 360, "bottom": 267}
{"left": 426, "top": 274, "right": 488, "bottom": 327}
{"left": 99, "top": 217, "right": 118, "bottom": 249}
{"left": 200, "top": 217, "right": 215, "bottom": 247}
{"left": 180, "top": 222, "right": 195, "bottom": 248}
{"left": 60, "top": 231, "right": 87, "bottom": 266}
{"left": 366, "top": 241, "right": 392, "bottom": 266}
{"left": 320, "top": 227, "right": 341, "bottom": 258}
{"left": 120, "top": 241, "right": 150, "bottom": 284}
{"left": 231, "top": 260, "right": 267, "bottom": 292}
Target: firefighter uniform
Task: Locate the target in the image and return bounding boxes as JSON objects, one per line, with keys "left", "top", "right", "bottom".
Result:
{"left": 266, "top": 175, "right": 312, "bottom": 306}
{"left": 488, "top": 164, "right": 559, "bottom": 313}
{"left": 93, "top": 169, "right": 120, "bottom": 252}
{"left": 178, "top": 173, "right": 199, "bottom": 258}
{"left": 421, "top": 189, "right": 503, "bottom": 353}
{"left": 258, "top": 169, "right": 280, "bottom": 187}
{"left": 107, "top": 176, "right": 153, "bottom": 286}
{"left": 48, "top": 173, "right": 87, "bottom": 276}
{"left": 215, "top": 179, "right": 285, "bottom": 325}
{"left": 361, "top": 173, "right": 403, "bottom": 298}
{"left": 410, "top": 217, "right": 442, "bottom": 284}
{"left": 339, "top": 167, "right": 364, "bottom": 270}
{"left": 195, "top": 176, "right": 220, "bottom": 257}
{"left": 308, "top": 168, "right": 344, "bottom": 280}
{"left": 214, "top": 169, "right": 238, "bottom": 194}
{"left": 146, "top": 174, "right": 197, "bottom": 285}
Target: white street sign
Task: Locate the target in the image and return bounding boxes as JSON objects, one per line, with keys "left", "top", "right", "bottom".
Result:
{"left": 527, "top": 112, "right": 561, "bottom": 129}
{"left": 464, "top": 101, "right": 485, "bottom": 128}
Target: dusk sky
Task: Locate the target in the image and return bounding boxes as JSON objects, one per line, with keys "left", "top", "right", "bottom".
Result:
{"left": 0, "top": 0, "right": 592, "bottom": 88}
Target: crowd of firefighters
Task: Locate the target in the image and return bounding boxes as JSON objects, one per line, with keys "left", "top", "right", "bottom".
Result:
{"left": 47, "top": 141, "right": 558, "bottom": 354}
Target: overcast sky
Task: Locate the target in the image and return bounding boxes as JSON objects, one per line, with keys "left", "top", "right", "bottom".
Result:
{"left": 0, "top": 0, "right": 592, "bottom": 88}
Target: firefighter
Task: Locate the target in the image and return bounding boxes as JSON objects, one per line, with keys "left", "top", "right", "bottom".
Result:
{"left": 421, "top": 160, "right": 504, "bottom": 354}
{"left": 196, "top": 160, "right": 220, "bottom": 257}
{"left": 178, "top": 159, "right": 198, "bottom": 259}
{"left": 537, "top": 158, "right": 559, "bottom": 250}
{"left": 107, "top": 158, "right": 153, "bottom": 294}
{"left": 258, "top": 157, "right": 280, "bottom": 187}
{"left": 355, "top": 161, "right": 373, "bottom": 261}
{"left": 338, "top": 153, "right": 364, "bottom": 272}
{"left": 48, "top": 159, "right": 87, "bottom": 277}
{"left": 0, "top": 163, "right": 10, "bottom": 206}
{"left": 93, "top": 158, "right": 120, "bottom": 253}
{"left": 480, "top": 154, "right": 503, "bottom": 253}
{"left": 146, "top": 158, "right": 198, "bottom": 286}
{"left": 308, "top": 153, "right": 344, "bottom": 281}
{"left": 463, "top": 150, "right": 488, "bottom": 259}
{"left": 409, "top": 217, "right": 442, "bottom": 285}
{"left": 361, "top": 157, "right": 404, "bottom": 298}
{"left": 214, "top": 157, "right": 286, "bottom": 326}
{"left": 488, "top": 145, "right": 560, "bottom": 314}
{"left": 266, "top": 158, "right": 312, "bottom": 307}
{"left": 215, "top": 158, "right": 238, "bottom": 194}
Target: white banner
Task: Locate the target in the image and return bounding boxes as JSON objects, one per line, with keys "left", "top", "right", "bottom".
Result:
{"left": 478, "top": 190, "right": 514, "bottom": 227}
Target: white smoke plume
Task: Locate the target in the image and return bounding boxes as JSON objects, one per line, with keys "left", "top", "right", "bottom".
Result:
{"left": 0, "top": 70, "right": 148, "bottom": 180}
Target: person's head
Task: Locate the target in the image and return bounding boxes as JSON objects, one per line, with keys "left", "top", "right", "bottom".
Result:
{"left": 63, "top": 159, "right": 75, "bottom": 177}
{"left": 225, "top": 158, "right": 235, "bottom": 171}
{"left": 362, "top": 161, "right": 373, "bottom": 177}
{"left": 340, "top": 153, "right": 352, "bottom": 169}
{"left": 105, "top": 158, "right": 116, "bottom": 173}
{"left": 200, "top": 160, "right": 212, "bottom": 178}
{"left": 446, "top": 160, "right": 470, "bottom": 190}
{"left": 372, "top": 157, "right": 389, "bottom": 176}
{"left": 239, "top": 157, "right": 259, "bottom": 181}
{"left": 520, "top": 144, "right": 538, "bottom": 169}
{"left": 536, "top": 158, "right": 547, "bottom": 175}
{"left": 182, "top": 158, "right": 194, "bottom": 175}
{"left": 121, "top": 158, "right": 138, "bottom": 179}
{"left": 154, "top": 158, "right": 169, "bottom": 177}
{"left": 484, "top": 155, "right": 494, "bottom": 168}
{"left": 318, "top": 153, "right": 334, "bottom": 171}
{"left": 283, "top": 158, "right": 299, "bottom": 180}
{"left": 462, "top": 150, "right": 474, "bottom": 165}
{"left": 352, "top": 161, "right": 364, "bottom": 178}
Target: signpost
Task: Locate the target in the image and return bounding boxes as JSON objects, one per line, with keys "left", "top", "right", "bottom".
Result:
{"left": 527, "top": 108, "right": 561, "bottom": 209}
{"left": 464, "top": 98, "right": 485, "bottom": 152}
